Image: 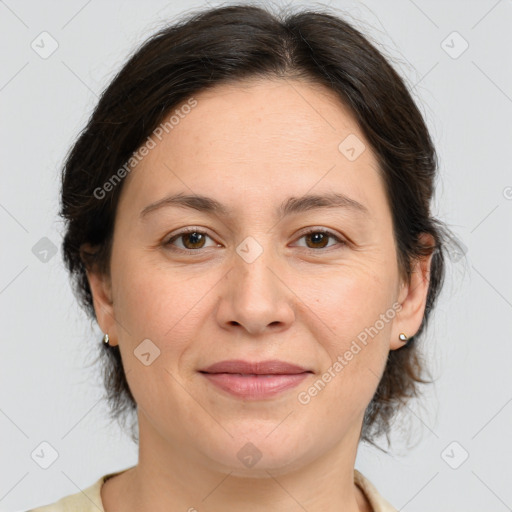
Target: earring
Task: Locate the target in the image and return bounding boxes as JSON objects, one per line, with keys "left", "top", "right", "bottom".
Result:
{"left": 103, "top": 333, "right": 110, "bottom": 345}
{"left": 398, "top": 333, "right": 408, "bottom": 343}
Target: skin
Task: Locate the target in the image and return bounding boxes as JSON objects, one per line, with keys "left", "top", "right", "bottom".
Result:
{"left": 86, "top": 78, "right": 433, "bottom": 512}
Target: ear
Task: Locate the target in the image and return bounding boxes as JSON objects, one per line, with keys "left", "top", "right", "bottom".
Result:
{"left": 390, "top": 232, "right": 435, "bottom": 351}
{"left": 82, "top": 247, "right": 119, "bottom": 347}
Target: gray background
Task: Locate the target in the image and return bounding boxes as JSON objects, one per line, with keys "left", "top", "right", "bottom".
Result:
{"left": 1, "top": 0, "right": 511, "bottom": 510}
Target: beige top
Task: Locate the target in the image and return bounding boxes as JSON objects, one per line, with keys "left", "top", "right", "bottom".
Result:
{"left": 27, "top": 467, "right": 397, "bottom": 511}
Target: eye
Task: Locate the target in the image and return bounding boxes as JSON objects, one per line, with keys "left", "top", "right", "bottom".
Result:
{"left": 164, "top": 227, "right": 346, "bottom": 253}
{"left": 164, "top": 228, "right": 218, "bottom": 251}
{"left": 293, "top": 228, "right": 346, "bottom": 250}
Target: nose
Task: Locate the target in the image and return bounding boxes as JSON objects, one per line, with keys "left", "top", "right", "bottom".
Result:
{"left": 216, "top": 247, "right": 296, "bottom": 336}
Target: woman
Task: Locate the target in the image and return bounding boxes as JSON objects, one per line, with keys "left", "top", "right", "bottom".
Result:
{"left": 28, "top": 3, "right": 459, "bottom": 511}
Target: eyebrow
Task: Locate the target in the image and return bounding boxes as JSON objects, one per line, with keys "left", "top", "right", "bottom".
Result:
{"left": 139, "top": 191, "right": 370, "bottom": 220}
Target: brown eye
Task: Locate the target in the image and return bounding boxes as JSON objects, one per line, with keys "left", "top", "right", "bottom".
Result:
{"left": 305, "top": 232, "right": 329, "bottom": 249}
{"left": 165, "top": 229, "right": 215, "bottom": 251}
{"left": 295, "top": 229, "right": 346, "bottom": 250}
{"left": 179, "top": 232, "right": 207, "bottom": 249}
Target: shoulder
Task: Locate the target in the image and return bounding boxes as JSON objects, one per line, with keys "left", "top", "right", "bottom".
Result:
{"left": 26, "top": 474, "right": 106, "bottom": 512}
{"left": 26, "top": 467, "right": 395, "bottom": 511}
{"left": 26, "top": 466, "right": 134, "bottom": 512}
{"left": 354, "top": 469, "right": 398, "bottom": 512}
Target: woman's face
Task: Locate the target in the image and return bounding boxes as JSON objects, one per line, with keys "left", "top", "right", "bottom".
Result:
{"left": 89, "top": 78, "right": 429, "bottom": 475}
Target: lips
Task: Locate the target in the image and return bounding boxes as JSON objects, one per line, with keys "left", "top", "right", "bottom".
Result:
{"left": 199, "top": 359, "right": 311, "bottom": 375}
{"left": 199, "top": 360, "right": 312, "bottom": 399}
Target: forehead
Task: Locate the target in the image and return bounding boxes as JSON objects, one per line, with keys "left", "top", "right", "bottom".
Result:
{"left": 118, "top": 78, "right": 387, "bottom": 222}
{"left": 175, "top": 78, "right": 364, "bottom": 155}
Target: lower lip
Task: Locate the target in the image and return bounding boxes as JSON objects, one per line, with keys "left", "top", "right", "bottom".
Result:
{"left": 201, "top": 372, "right": 310, "bottom": 399}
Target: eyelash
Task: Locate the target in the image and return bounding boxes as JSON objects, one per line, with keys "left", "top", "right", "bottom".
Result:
{"left": 163, "top": 227, "right": 346, "bottom": 254}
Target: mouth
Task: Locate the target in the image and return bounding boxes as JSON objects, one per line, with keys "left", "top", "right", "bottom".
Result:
{"left": 199, "top": 359, "right": 313, "bottom": 399}
{"left": 199, "top": 359, "right": 312, "bottom": 375}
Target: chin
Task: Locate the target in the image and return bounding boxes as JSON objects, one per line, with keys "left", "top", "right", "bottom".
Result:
{"left": 198, "top": 427, "right": 319, "bottom": 478}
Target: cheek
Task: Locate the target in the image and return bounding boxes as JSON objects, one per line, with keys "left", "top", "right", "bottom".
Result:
{"left": 298, "top": 327, "right": 390, "bottom": 429}
{"left": 300, "top": 267, "right": 394, "bottom": 399}
{"left": 112, "top": 254, "right": 185, "bottom": 334}
{"left": 111, "top": 257, "right": 220, "bottom": 373}
{"left": 303, "top": 262, "right": 395, "bottom": 336}
{"left": 112, "top": 264, "right": 199, "bottom": 415}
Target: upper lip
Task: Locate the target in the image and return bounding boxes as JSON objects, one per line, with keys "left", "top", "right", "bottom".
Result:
{"left": 200, "top": 359, "right": 312, "bottom": 375}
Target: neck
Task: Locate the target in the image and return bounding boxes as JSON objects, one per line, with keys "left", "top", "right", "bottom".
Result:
{"left": 102, "top": 411, "right": 371, "bottom": 512}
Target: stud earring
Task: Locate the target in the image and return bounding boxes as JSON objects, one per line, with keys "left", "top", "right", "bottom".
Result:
{"left": 398, "top": 333, "right": 408, "bottom": 343}
{"left": 103, "top": 333, "right": 110, "bottom": 345}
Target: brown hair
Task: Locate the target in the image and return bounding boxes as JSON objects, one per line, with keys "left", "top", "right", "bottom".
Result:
{"left": 60, "top": 3, "right": 463, "bottom": 451}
